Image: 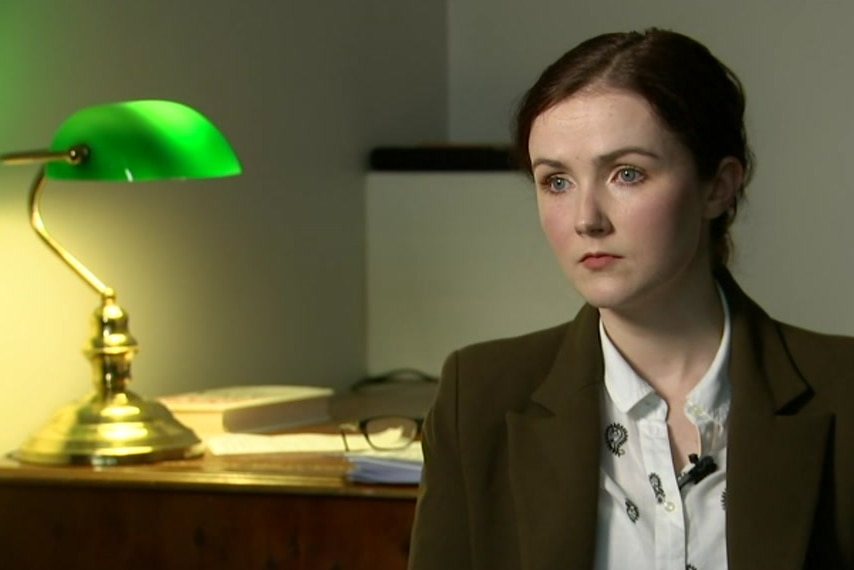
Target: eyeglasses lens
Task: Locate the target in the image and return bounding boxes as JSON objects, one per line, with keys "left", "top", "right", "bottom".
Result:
{"left": 364, "top": 417, "right": 418, "bottom": 450}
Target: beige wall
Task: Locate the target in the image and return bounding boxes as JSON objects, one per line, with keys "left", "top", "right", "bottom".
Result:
{"left": 0, "top": 2, "right": 447, "bottom": 454}
{"left": 366, "top": 172, "right": 584, "bottom": 375}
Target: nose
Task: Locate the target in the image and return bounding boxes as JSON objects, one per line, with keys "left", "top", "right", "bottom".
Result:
{"left": 574, "top": 188, "right": 611, "bottom": 236}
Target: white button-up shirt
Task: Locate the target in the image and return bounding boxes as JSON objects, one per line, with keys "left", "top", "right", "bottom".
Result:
{"left": 594, "top": 294, "right": 731, "bottom": 570}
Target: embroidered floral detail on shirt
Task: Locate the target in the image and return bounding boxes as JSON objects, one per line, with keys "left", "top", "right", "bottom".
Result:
{"left": 605, "top": 422, "right": 629, "bottom": 456}
{"left": 648, "top": 473, "right": 665, "bottom": 504}
{"left": 721, "top": 488, "right": 727, "bottom": 511}
{"left": 625, "top": 498, "right": 639, "bottom": 523}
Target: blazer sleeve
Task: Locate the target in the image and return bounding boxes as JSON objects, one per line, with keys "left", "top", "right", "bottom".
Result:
{"left": 408, "top": 350, "right": 473, "bottom": 569}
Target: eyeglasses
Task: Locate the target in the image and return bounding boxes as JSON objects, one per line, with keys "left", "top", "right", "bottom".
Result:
{"left": 338, "top": 415, "right": 424, "bottom": 452}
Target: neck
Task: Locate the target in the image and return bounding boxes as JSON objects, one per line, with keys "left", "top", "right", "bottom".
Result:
{"left": 600, "top": 277, "right": 724, "bottom": 399}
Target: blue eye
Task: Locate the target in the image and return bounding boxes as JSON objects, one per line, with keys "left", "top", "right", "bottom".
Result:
{"left": 615, "top": 167, "right": 643, "bottom": 185}
{"left": 548, "top": 176, "right": 570, "bottom": 192}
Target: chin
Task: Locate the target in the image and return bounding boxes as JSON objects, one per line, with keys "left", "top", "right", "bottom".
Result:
{"left": 571, "top": 285, "right": 634, "bottom": 310}
{"left": 579, "top": 294, "right": 630, "bottom": 311}
{"left": 572, "top": 271, "right": 699, "bottom": 315}
{"left": 568, "top": 272, "right": 638, "bottom": 309}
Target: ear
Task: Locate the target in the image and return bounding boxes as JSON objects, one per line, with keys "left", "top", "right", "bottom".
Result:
{"left": 704, "top": 157, "right": 743, "bottom": 219}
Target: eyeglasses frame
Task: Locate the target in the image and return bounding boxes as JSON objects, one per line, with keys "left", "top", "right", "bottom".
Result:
{"left": 338, "top": 415, "right": 424, "bottom": 452}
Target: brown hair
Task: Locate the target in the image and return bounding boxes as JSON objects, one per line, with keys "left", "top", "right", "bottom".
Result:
{"left": 513, "top": 28, "right": 754, "bottom": 268}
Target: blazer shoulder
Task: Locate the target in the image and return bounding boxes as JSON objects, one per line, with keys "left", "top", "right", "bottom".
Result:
{"left": 458, "top": 322, "right": 569, "bottom": 358}
{"left": 443, "top": 321, "right": 574, "bottom": 409}
{"left": 777, "top": 321, "right": 854, "bottom": 364}
{"left": 456, "top": 322, "right": 569, "bottom": 372}
{"left": 776, "top": 320, "right": 854, "bottom": 400}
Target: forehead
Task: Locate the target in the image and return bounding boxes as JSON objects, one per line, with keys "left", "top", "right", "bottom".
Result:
{"left": 528, "top": 89, "right": 681, "bottom": 160}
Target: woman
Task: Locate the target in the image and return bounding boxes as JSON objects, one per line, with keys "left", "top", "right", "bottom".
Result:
{"left": 408, "top": 29, "right": 853, "bottom": 570}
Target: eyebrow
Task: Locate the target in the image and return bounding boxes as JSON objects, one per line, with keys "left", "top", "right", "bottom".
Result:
{"left": 531, "top": 146, "right": 662, "bottom": 171}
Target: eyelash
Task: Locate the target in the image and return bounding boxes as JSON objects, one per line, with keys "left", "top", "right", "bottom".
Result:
{"left": 537, "top": 166, "right": 646, "bottom": 195}
{"left": 539, "top": 175, "right": 570, "bottom": 194}
{"left": 612, "top": 166, "right": 645, "bottom": 186}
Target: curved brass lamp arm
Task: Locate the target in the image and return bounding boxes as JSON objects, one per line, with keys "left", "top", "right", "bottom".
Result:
{"left": 0, "top": 146, "right": 113, "bottom": 300}
{"left": 28, "top": 167, "right": 116, "bottom": 301}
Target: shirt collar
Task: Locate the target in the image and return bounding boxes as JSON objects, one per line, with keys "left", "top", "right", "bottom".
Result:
{"left": 601, "top": 285, "right": 731, "bottom": 422}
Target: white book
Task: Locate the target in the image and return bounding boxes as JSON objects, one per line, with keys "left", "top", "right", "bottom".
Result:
{"left": 158, "top": 384, "right": 334, "bottom": 439}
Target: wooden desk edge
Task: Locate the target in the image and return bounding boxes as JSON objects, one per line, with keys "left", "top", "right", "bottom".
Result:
{"left": 0, "top": 454, "right": 420, "bottom": 499}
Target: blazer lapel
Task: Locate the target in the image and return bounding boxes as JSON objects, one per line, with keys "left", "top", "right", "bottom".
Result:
{"left": 507, "top": 305, "right": 602, "bottom": 570}
{"left": 721, "top": 274, "right": 833, "bottom": 570}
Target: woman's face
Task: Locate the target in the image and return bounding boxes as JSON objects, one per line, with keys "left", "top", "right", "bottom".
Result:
{"left": 528, "top": 89, "right": 726, "bottom": 314}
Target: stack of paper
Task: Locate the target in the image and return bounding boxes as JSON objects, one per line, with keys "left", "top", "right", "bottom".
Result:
{"left": 206, "top": 432, "right": 361, "bottom": 455}
{"left": 205, "top": 432, "right": 423, "bottom": 484}
{"left": 346, "top": 445, "right": 423, "bottom": 484}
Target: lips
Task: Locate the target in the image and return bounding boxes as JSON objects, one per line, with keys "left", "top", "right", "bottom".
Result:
{"left": 580, "top": 252, "right": 621, "bottom": 269}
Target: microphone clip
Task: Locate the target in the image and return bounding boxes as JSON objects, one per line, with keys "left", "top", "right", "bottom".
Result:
{"left": 677, "top": 453, "right": 717, "bottom": 490}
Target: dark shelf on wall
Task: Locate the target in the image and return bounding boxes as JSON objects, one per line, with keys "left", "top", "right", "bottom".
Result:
{"left": 369, "top": 145, "right": 518, "bottom": 172}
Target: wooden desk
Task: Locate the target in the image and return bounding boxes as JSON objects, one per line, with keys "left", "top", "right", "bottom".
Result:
{"left": 0, "top": 452, "right": 418, "bottom": 570}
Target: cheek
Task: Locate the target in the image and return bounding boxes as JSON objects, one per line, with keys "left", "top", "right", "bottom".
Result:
{"left": 537, "top": 200, "right": 572, "bottom": 246}
{"left": 634, "top": 191, "right": 705, "bottom": 246}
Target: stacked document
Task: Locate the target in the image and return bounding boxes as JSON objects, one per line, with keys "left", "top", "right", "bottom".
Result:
{"left": 206, "top": 432, "right": 360, "bottom": 454}
{"left": 346, "top": 445, "right": 423, "bottom": 484}
{"left": 206, "top": 432, "right": 423, "bottom": 484}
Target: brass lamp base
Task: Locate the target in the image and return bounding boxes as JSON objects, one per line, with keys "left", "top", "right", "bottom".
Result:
{"left": 15, "top": 389, "right": 203, "bottom": 466}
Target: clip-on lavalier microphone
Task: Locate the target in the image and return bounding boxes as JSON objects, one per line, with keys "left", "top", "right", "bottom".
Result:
{"left": 677, "top": 453, "right": 717, "bottom": 490}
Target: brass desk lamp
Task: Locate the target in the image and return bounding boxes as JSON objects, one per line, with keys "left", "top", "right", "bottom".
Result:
{"left": 1, "top": 99, "right": 242, "bottom": 465}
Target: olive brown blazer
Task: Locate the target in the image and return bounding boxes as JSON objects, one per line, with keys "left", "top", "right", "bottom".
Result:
{"left": 408, "top": 271, "right": 854, "bottom": 569}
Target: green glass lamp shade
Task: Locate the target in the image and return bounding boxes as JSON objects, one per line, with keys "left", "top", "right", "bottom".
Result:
{"left": 45, "top": 100, "right": 242, "bottom": 181}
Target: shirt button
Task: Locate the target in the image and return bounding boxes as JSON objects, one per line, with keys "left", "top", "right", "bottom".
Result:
{"left": 664, "top": 501, "right": 676, "bottom": 512}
